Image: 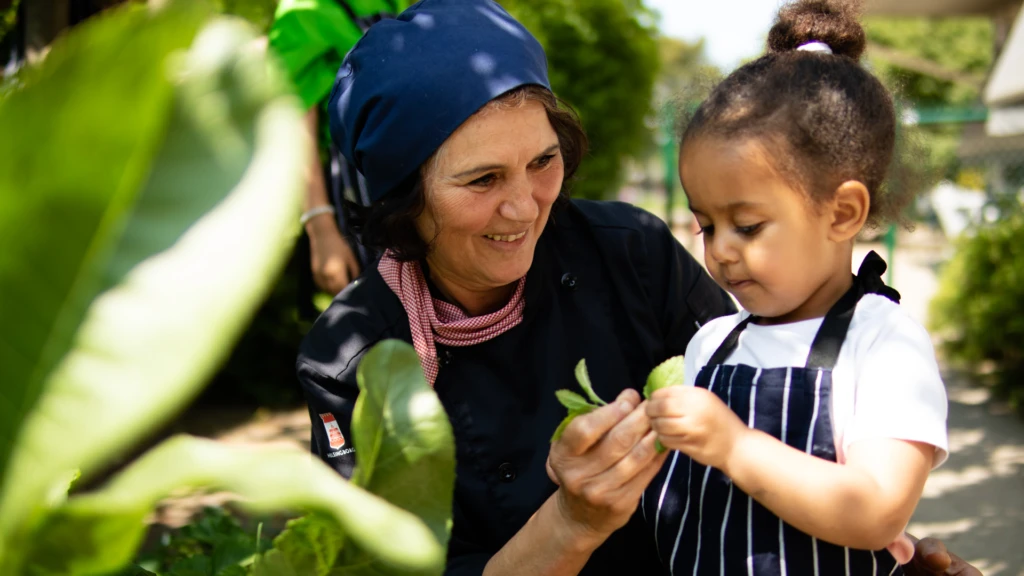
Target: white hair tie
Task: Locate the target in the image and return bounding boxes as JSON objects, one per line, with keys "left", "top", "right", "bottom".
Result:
{"left": 797, "top": 41, "right": 833, "bottom": 55}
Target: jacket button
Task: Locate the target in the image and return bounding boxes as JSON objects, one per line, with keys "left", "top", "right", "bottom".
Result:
{"left": 560, "top": 273, "right": 577, "bottom": 291}
{"left": 437, "top": 349, "right": 454, "bottom": 367}
{"left": 497, "top": 462, "right": 517, "bottom": 482}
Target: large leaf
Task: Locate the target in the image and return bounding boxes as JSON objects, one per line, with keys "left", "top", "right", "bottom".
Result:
{"left": 350, "top": 341, "right": 456, "bottom": 546}
{"left": 22, "top": 437, "right": 442, "bottom": 576}
{"left": 254, "top": 340, "right": 455, "bottom": 576}
{"left": 0, "top": 8, "right": 306, "bottom": 571}
{"left": 252, "top": 515, "right": 345, "bottom": 576}
{"left": 0, "top": 0, "right": 207, "bottom": 515}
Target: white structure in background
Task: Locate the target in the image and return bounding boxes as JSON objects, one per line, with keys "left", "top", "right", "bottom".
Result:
{"left": 986, "top": 6, "right": 1024, "bottom": 136}
{"left": 928, "top": 181, "right": 988, "bottom": 239}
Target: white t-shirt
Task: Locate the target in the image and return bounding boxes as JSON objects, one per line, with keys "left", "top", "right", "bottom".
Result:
{"left": 683, "top": 294, "right": 949, "bottom": 467}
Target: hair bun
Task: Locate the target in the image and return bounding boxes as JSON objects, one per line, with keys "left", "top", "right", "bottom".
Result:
{"left": 767, "top": 0, "right": 866, "bottom": 60}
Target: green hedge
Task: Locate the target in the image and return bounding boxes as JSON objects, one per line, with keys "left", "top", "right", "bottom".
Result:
{"left": 930, "top": 210, "right": 1024, "bottom": 409}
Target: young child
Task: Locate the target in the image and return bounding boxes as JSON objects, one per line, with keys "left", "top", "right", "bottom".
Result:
{"left": 641, "top": 1, "right": 948, "bottom": 574}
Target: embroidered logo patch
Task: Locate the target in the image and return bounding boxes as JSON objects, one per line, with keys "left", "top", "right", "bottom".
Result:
{"left": 319, "top": 412, "right": 346, "bottom": 449}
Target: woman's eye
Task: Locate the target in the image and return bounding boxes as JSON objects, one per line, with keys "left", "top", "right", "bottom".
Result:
{"left": 469, "top": 174, "right": 497, "bottom": 187}
{"left": 534, "top": 154, "right": 556, "bottom": 168}
{"left": 697, "top": 224, "right": 714, "bottom": 236}
{"left": 736, "top": 223, "right": 763, "bottom": 236}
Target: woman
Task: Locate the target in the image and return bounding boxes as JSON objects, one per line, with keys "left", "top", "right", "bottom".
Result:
{"left": 297, "top": 1, "right": 978, "bottom": 574}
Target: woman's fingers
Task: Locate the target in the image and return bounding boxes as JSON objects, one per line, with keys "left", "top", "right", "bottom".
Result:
{"left": 587, "top": 430, "right": 661, "bottom": 494}
{"left": 905, "top": 537, "right": 982, "bottom": 575}
{"left": 559, "top": 389, "right": 641, "bottom": 456}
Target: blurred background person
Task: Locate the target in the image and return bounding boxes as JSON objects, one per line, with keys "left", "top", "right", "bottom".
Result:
{"left": 269, "top": 0, "right": 409, "bottom": 317}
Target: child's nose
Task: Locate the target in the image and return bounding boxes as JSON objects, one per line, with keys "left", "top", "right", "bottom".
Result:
{"left": 708, "top": 235, "right": 739, "bottom": 265}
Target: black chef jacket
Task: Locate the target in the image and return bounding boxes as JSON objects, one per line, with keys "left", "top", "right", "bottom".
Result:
{"left": 297, "top": 200, "right": 736, "bottom": 575}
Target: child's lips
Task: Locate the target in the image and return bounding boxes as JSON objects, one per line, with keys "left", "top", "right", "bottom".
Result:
{"left": 726, "top": 278, "right": 753, "bottom": 290}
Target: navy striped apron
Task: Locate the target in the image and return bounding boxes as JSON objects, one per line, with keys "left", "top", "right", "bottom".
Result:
{"left": 642, "top": 252, "right": 903, "bottom": 576}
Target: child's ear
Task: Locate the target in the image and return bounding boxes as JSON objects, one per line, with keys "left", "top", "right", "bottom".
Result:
{"left": 828, "top": 180, "right": 870, "bottom": 242}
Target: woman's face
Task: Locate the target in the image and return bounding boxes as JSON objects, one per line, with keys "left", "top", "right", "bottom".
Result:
{"left": 415, "top": 99, "right": 564, "bottom": 297}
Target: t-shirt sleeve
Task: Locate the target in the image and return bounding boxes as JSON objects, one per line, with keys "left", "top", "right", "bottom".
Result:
{"left": 844, "top": 311, "right": 949, "bottom": 468}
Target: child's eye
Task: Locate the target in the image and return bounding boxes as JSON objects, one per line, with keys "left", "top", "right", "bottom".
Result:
{"left": 736, "top": 223, "right": 763, "bottom": 236}
{"left": 697, "top": 224, "right": 714, "bottom": 236}
{"left": 469, "top": 173, "right": 497, "bottom": 187}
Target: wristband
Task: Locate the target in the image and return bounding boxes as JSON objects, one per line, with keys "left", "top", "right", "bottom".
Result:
{"left": 300, "top": 205, "right": 336, "bottom": 226}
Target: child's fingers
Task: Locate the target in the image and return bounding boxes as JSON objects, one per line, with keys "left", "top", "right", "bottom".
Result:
{"left": 650, "top": 416, "right": 691, "bottom": 437}
{"left": 646, "top": 391, "right": 690, "bottom": 418}
{"left": 652, "top": 433, "right": 689, "bottom": 452}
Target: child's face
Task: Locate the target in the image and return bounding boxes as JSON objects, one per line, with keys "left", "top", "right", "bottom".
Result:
{"left": 680, "top": 137, "right": 853, "bottom": 324}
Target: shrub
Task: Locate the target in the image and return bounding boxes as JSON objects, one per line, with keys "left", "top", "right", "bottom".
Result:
{"left": 930, "top": 209, "right": 1024, "bottom": 409}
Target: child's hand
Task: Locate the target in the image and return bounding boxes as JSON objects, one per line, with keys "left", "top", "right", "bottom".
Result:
{"left": 646, "top": 386, "right": 749, "bottom": 470}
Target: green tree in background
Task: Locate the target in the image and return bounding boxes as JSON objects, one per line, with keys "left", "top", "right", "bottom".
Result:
{"left": 501, "top": 0, "right": 660, "bottom": 200}
{"left": 864, "top": 16, "right": 993, "bottom": 106}
{"left": 863, "top": 17, "right": 994, "bottom": 185}
{"left": 212, "top": 0, "right": 279, "bottom": 33}
{"left": 655, "top": 36, "right": 721, "bottom": 106}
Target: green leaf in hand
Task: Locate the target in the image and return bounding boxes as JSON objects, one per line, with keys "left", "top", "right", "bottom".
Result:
{"left": 555, "top": 389, "right": 594, "bottom": 412}
{"left": 644, "top": 356, "right": 685, "bottom": 453}
{"left": 644, "top": 356, "right": 685, "bottom": 399}
{"left": 551, "top": 359, "right": 609, "bottom": 442}
{"left": 574, "top": 359, "right": 607, "bottom": 405}
{"left": 551, "top": 406, "right": 596, "bottom": 442}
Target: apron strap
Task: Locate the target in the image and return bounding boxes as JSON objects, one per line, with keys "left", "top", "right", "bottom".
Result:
{"left": 706, "top": 314, "right": 757, "bottom": 366}
{"left": 805, "top": 251, "right": 900, "bottom": 370}
{"left": 704, "top": 251, "right": 899, "bottom": 369}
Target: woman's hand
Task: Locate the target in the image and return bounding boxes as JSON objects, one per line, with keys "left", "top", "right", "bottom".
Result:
{"left": 307, "top": 216, "right": 361, "bottom": 295}
{"left": 905, "top": 537, "right": 983, "bottom": 575}
{"left": 647, "top": 386, "right": 748, "bottom": 470}
{"left": 546, "top": 389, "right": 669, "bottom": 545}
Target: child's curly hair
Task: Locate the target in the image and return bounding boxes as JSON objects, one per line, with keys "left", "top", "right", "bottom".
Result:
{"left": 681, "top": 0, "right": 909, "bottom": 227}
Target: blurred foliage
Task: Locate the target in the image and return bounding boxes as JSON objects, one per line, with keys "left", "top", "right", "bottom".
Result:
{"left": 501, "top": 0, "right": 660, "bottom": 200}
{"left": 864, "top": 17, "right": 993, "bottom": 106}
{"left": 201, "top": 251, "right": 311, "bottom": 408}
{"left": 0, "top": 1, "right": 452, "bottom": 573}
{"left": 864, "top": 17, "right": 994, "bottom": 190}
{"left": 931, "top": 209, "right": 1024, "bottom": 412}
{"left": 655, "top": 36, "right": 721, "bottom": 107}
{"left": 212, "top": 0, "right": 279, "bottom": 33}
{"left": 0, "top": 0, "right": 18, "bottom": 42}
{"left": 141, "top": 507, "right": 259, "bottom": 576}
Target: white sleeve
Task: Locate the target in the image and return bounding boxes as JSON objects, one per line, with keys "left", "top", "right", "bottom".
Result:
{"left": 843, "top": 311, "right": 949, "bottom": 468}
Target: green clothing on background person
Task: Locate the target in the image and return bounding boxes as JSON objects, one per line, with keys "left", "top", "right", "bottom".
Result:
{"left": 269, "top": 0, "right": 408, "bottom": 148}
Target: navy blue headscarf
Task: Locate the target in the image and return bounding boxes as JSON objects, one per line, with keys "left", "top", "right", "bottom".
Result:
{"left": 327, "top": 0, "right": 551, "bottom": 203}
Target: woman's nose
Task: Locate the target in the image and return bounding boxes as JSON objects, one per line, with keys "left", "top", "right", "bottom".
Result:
{"left": 498, "top": 175, "right": 539, "bottom": 222}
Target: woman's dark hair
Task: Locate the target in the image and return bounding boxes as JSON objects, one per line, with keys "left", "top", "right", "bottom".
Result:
{"left": 680, "top": 0, "right": 906, "bottom": 227}
{"left": 343, "top": 85, "right": 588, "bottom": 261}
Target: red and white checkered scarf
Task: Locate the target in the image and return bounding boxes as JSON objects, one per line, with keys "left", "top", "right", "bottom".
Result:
{"left": 378, "top": 250, "right": 526, "bottom": 386}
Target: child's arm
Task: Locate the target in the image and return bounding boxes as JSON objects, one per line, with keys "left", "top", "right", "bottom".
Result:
{"left": 647, "top": 386, "right": 933, "bottom": 551}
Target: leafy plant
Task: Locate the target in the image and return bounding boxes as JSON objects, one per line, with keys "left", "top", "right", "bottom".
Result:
{"left": 501, "top": 0, "right": 660, "bottom": 200}
{"left": 552, "top": 357, "right": 685, "bottom": 448}
{"left": 0, "top": 3, "right": 452, "bottom": 575}
{"left": 931, "top": 209, "right": 1024, "bottom": 411}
